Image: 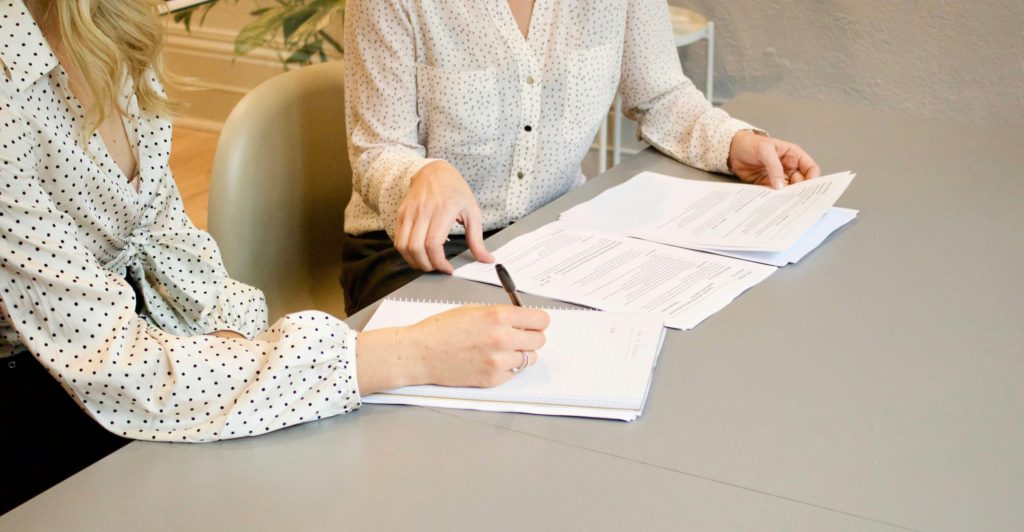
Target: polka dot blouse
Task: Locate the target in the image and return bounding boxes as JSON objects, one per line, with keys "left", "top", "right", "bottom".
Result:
{"left": 0, "top": 1, "right": 360, "bottom": 442}
{"left": 343, "top": 0, "right": 758, "bottom": 238}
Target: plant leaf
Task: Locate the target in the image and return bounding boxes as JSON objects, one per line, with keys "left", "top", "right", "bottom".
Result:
{"left": 230, "top": 0, "right": 346, "bottom": 64}
{"left": 282, "top": 6, "right": 318, "bottom": 41}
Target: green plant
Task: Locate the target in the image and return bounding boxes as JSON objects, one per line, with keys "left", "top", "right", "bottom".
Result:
{"left": 174, "top": 0, "right": 344, "bottom": 66}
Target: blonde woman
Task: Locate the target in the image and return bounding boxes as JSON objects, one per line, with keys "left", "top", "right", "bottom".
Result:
{"left": 0, "top": 0, "right": 548, "bottom": 512}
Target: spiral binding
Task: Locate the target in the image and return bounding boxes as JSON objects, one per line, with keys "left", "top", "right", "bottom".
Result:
{"left": 381, "top": 297, "right": 597, "bottom": 312}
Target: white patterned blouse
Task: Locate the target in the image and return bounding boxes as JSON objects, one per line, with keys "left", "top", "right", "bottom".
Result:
{"left": 0, "top": 1, "right": 360, "bottom": 442}
{"left": 343, "top": 0, "right": 758, "bottom": 238}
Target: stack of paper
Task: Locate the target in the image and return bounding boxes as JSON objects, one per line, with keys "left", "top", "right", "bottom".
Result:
{"left": 560, "top": 171, "right": 857, "bottom": 264}
{"left": 454, "top": 171, "right": 857, "bottom": 328}
{"left": 362, "top": 299, "right": 666, "bottom": 421}
{"left": 704, "top": 207, "right": 858, "bottom": 266}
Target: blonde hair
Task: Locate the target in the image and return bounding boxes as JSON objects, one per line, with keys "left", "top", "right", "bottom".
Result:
{"left": 53, "top": 0, "right": 174, "bottom": 135}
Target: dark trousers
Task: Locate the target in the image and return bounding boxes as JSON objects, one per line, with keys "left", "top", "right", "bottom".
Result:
{"left": 340, "top": 230, "right": 499, "bottom": 316}
{"left": 0, "top": 352, "right": 129, "bottom": 515}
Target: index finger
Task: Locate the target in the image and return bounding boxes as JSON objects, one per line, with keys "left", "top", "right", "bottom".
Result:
{"left": 757, "top": 141, "right": 787, "bottom": 189}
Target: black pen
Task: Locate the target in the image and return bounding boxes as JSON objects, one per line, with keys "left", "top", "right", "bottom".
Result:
{"left": 495, "top": 264, "right": 523, "bottom": 307}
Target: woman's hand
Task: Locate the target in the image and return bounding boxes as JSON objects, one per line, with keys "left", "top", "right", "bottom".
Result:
{"left": 355, "top": 305, "right": 550, "bottom": 395}
{"left": 395, "top": 161, "right": 495, "bottom": 273}
{"left": 728, "top": 130, "right": 821, "bottom": 189}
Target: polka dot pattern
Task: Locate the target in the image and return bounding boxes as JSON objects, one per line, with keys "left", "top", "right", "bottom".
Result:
{"left": 342, "top": 0, "right": 758, "bottom": 239}
{"left": 0, "top": 1, "right": 361, "bottom": 442}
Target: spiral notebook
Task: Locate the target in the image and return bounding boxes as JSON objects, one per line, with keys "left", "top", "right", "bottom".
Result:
{"left": 361, "top": 299, "right": 666, "bottom": 421}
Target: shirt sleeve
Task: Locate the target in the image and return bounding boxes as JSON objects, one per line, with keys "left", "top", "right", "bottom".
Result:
{"left": 344, "top": 0, "right": 437, "bottom": 238}
{"left": 131, "top": 165, "right": 268, "bottom": 340}
{"left": 0, "top": 109, "right": 362, "bottom": 442}
{"left": 619, "top": 0, "right": 760, "bottom": 174}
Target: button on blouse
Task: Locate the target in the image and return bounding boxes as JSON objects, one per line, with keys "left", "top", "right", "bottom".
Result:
{"left": 0, "top": 1, "right": 360, "bottom": 442}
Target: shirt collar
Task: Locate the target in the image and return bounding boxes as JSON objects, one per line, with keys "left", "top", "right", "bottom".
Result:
{"left": 0, "top": 0, "right": 60, "bottom": 92}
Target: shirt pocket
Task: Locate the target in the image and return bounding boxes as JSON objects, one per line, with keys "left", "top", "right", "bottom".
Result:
{"left": 416, "top": 63, "right": 500, "bottom": 157}
{"left": 562, "top": 42, "right": 620, "bottom": 145}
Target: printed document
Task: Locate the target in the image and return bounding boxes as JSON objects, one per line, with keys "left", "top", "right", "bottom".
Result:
{"left": 560, "top": 171, "right": 855, "bottom": 252}
{"left": 453, "top": 221, "right": 775, "bottom": 330}
{"left": 706, "top": 207, "right": 858, "bottom": 266}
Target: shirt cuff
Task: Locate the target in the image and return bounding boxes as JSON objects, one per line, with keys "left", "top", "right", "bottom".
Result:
{"left": 708, "top": 118, "right": 765, "bottom": 175}
{"left": 199, "top": 279, "right": 270, "bottom": 339}
{"left": 379, "top": 157, "right": 440, "bottom": 240}
{"left": 340, "top": 327, "right": 362, "bottom": 405}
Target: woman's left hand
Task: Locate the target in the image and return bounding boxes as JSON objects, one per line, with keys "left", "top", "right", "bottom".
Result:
{"left": 728, "top": 130, "right": 821, "bottom": 189}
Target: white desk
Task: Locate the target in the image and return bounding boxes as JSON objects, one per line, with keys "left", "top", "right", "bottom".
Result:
{"left": 2, "top": 94, "right": 1022, "bottom": 531}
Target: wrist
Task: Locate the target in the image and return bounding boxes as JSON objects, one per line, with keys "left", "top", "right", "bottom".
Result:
{"left": 727, "top": 130, "right": 757, "bottom": 174}
{"left": 355, "top": 327, "right": 428, "bottom": 394}
{"left": 410, "top": 160, "right": 454, "bottom": 185}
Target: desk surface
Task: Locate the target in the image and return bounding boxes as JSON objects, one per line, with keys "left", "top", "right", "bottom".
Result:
{"left": 3, "top": 94, "right": 1022, "bottom": 531}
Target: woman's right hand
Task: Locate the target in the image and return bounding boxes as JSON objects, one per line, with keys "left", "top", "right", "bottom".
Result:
{"left": 356, "top": 302, "right": 548, "bottom": 394}
{"left": 394, "top": 160, "right": 495, "bottom": 273}
{"left": 355, "top": 305, "right": 550, "bottom": 395}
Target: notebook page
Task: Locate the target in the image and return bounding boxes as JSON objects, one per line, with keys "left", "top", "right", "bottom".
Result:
{"left": 361, "top": 300, "right": 664, "bottom": 410}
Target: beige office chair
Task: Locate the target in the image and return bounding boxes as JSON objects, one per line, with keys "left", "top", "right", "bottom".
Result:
{"left": 208, "top": 62, "right": 350, "bottom": 321}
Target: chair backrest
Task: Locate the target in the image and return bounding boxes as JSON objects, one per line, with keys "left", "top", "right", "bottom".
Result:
{"left": 208, "top": 62, "right": 350, "bottom": 321}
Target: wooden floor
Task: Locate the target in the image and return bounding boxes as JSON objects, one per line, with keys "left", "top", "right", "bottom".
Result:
{"left": 168, "top": 127, "right": 218, "bottom": 230}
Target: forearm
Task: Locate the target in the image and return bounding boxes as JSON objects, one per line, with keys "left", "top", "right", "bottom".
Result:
{"left": 355, "top": 326, "right": 426, "bottom": 395}
{"left": 34, "top": 312, "right": 361, "bottom": 442}
{"left": 345, "top": 0, "right": 436, "bottom": 237}
{"left": 620, "top": 0, "right": 758, "bottom": 174}
{"left": 633, "top": 85, "right": 758, "bottom": 174}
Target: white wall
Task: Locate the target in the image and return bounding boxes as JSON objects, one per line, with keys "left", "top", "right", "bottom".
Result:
{"left": 672, "top": 0, "right": 1024, "bottom": 127}
{"left": 166, "top": 1, "right": 1023, "bottom": 140}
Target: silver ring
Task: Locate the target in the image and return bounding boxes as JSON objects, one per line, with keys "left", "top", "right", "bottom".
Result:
{"left": 511, "top": 350, "right": 530, "bottom": 374}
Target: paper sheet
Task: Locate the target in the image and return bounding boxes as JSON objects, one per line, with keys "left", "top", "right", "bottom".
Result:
{"left": 698, "top": 207, "right": 859, "bottom": 266}
{"left": 560, "top": 171, "right": 855, "bottom": 252}
{"left": 454, "top": 221, "right": 776, "bottom": 330}
{"left": 361, "top": 300, "right": 665, "bottom": 420}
